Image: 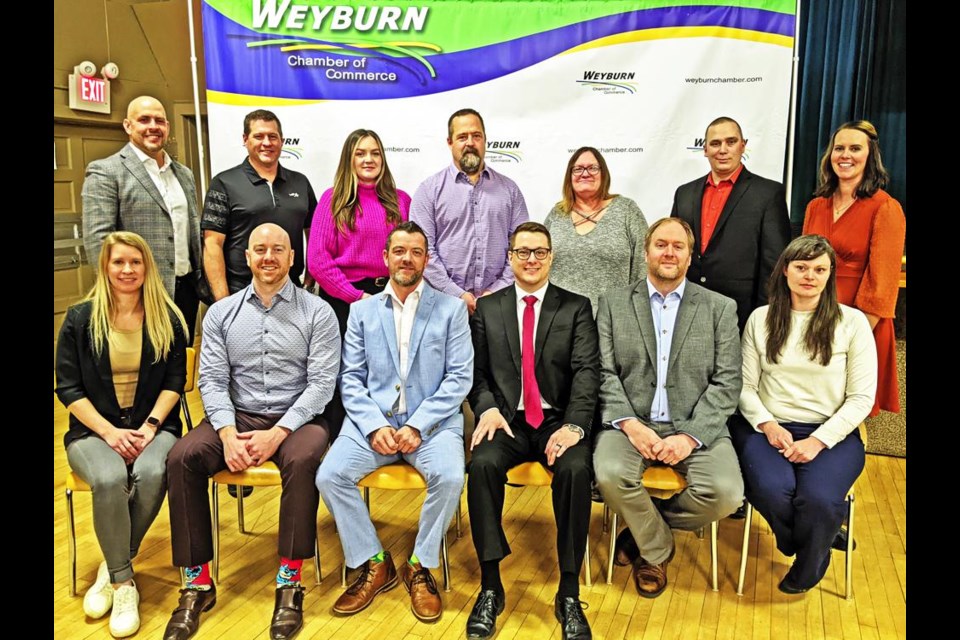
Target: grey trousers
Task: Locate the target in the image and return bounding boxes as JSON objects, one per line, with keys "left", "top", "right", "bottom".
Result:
{"left": 594, "top": 429, "right": 743, "bottom": 565}
{"left": 66, "top": 431, "right": 177, "bottom": 583}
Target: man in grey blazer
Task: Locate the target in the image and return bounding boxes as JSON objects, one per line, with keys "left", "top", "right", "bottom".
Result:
{"left": 594, "top": 217, "right": 744, "bottom": 599}
{"left": 82, "top": 95, "right": 203, "bottom": 341}
{"left": 316, "top": 221, "right": 473, "bottom": 622}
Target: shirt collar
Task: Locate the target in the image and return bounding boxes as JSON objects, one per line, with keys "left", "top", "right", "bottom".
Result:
{"left": 515, "top": 281, "right": 550, "bottom": 305}
{"left": 646, "top": 277, "right": 686, "bottom": 302}
{"left": 242, "top": 156, "right": 287, "bottom": 184}
{"left": 244, "top": 277, "right": 296, "bottom": 306}
{"left": 384, "top": 277, "right": 425, "bottom": 307}
{"left": 448, "top": 162, "right": 491, "bottom": 183}
{"left": 129, "top": 143, "right": 171, "bottom": 171}
{"left": 706, "top": 162, "right": 745, "bottom": 187}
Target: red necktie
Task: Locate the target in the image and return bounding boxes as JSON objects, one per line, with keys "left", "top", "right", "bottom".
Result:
{"left": 522, "top": 295, "right": 544, "bottom": 428}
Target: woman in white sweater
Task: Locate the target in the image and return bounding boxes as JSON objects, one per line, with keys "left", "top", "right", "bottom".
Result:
{"left": 730, "top": 234, "right": 877, "bottom": 594}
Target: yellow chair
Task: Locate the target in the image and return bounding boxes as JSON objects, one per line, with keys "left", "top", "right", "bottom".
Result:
{"left": 505, "top": 461, "right": 593, "bottom": 587}
{"left": 736, "top": 424, "right": 866, "bottom": 600}
{"left": 210, "top": 463, "right": 322, "bottom": 584}
{"left": 339, "top": 461, "right": 462, "bottom": 592}
{"left": 603, "top": 465, "right": 719, "bottom": 590}
{"left": 65, "top": 346, "right": 198, "bottom": 596}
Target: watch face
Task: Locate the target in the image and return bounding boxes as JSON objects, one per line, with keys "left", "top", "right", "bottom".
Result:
{"left": 147, "top": 417, "right": 160, "bottom": 426}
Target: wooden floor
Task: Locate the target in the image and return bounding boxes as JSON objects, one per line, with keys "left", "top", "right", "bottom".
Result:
{"left": 53, "top": 387, "right": 906, "bottom": 639}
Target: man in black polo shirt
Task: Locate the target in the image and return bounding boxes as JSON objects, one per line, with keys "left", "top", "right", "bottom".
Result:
{"left": 201, "top": 109, "right": 318, "bottom": 300}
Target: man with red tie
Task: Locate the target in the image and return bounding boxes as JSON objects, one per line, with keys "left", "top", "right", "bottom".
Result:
{"left": 465, "top": 222, "right": 599, "bottom": 640}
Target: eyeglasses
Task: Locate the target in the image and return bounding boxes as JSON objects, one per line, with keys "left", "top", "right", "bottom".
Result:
{"left": 509, "top": 248, "right": 551, "bottom": 260}
{"left": 571, "top": 165, "right": 601, "bottom": 176}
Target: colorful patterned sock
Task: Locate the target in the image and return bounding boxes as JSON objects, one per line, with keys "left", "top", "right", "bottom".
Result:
{"left": 184, "top": 563, "right": 212, "bottom": 591}
{"left": 408, "top": 553, "right": 421, "bottom": 566}
{"left": 371, "top": 550, "right": 386, "bottom": 563}
{"left": 277, "top": 557, "right": 303, "bottom": 587}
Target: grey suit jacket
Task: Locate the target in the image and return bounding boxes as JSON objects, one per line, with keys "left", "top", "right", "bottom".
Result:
{"left": 82, "top": 142, "right": 202, "bottom": 296}
{"left": 597, "top": 279, "right": 742, "bottom": 447}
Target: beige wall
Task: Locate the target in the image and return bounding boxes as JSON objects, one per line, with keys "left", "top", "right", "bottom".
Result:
{"left": 54, "top": 0, "right": 208, "bottom": 343}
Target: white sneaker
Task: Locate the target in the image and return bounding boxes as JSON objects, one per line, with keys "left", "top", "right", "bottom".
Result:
{"left": 83, "top": 561, "right": 113, "bottom": 619}
{"left": 109, "top": 582, "right": 140, "bottom": 638}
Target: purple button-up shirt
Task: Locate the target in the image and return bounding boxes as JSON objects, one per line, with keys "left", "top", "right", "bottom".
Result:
{"left": 410, "top": 164, "right": 529, "bottom": 298}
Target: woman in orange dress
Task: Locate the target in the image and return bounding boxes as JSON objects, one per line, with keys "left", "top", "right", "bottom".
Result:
{"left": 802, "top": 120, "right": 905, "bottom": 415}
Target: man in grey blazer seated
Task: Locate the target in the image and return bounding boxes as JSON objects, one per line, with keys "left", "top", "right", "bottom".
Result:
{"left": 316, "top": 221, "right": 473, "bottom": 622}
{"left": 594, "top": 217, "right": 744, "bottom": 599}
{"left": 82, "top": 95, "right": 203, "bottom": 342}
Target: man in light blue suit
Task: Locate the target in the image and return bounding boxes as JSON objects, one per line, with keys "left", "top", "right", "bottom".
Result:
{"left": 316, "top": 221, "right": 473, "bottom": 623}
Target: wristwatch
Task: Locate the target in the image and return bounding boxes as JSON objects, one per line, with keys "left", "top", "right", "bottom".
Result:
{"left": 145, "top": 416, "right": 160, "bottom": 428}
{"left": 564, "top": 424, "right": 585, "bottom": 440}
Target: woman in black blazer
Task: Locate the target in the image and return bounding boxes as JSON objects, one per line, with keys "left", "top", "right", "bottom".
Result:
{"left": 56, "top": 231, "right": 187, "bottom": 638}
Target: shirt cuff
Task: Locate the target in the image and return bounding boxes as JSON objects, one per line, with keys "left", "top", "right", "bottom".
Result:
{"left": 611, "top": 417, "right": 637, "bottom": 431}
{"left": 208, "top": 409, "right": 236, "bottom": 431}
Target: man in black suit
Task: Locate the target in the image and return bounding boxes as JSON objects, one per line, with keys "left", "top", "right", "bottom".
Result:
{"left": 465, "top": 221, "right": 599, "bottom": 640}
{"left": 670, "top": 116, "right": 791, "bottom": 332}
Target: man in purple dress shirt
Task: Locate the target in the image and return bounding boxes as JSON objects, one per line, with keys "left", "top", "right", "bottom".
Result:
{"left": 410, "top": 108, "right": 529, "bottom": 315}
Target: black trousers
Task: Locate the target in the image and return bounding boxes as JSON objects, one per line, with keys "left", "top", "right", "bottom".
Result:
{"left": 467, "top": 409, "right": 593, "bottom": 575}
{"left": 174, "top": 273, "right": 200, "bottom": 347}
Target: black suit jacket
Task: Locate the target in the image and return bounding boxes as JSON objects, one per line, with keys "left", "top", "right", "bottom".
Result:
{"left": 55, "top": 300, "right": 188, "bottom": 448}
{"left": 468, "top": 283, "right": 600, "bottom": 436}
{"left": 670, "top": 166, "right": 791, "bottom": 332}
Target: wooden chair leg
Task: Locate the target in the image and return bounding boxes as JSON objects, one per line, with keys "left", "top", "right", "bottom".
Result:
{"left": 341, "top": 562, "right": 348, "bottom": 588}
{"left": 237, "top": 485, "right": 246, "bottom": 534}
{"left": 456, "top": 499, "right": 463, "bottom": 540}
{"left": 606, "top": 511, "right": 618, "bottom": 584}
{"left": 211, "top": 481, "right": 221, "bottom": 583}
{"left": 710, "top": 520, "right": 719, "bottom": 592}
{"left": 736, "top": 502, "right": 754, "bottom": 596}
{"left": 66, "top": 488, "right": 77, "bottom": 597}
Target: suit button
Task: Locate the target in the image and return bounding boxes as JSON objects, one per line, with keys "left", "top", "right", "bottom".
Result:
{"left": 168, "top": 236, "right": 174, "bottom": 242}
{"left": 700, "top": 276, "right": 706, "bottom": 283}
{"left": 386, "top": 411, "right": 393, "bottom": 417}
{"left": 169, "top": 261, "right": 175, "bottom": 267}
{"left": 395, "top": 384, "right": 401, "bottom": 391}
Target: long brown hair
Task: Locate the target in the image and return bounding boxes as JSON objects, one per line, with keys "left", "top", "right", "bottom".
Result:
{"left": 556, "top": 146, "right": 618, "bottom": 214}
{"left": 813, "top": 120, "right": 890, "bottom": 199}
{"left": 764, "top": 235, "right": 841, "bottom": 366}
{"left": 331, "top": 129, "right": 402, "bottom": 234}
{"left": 82, "top": 232, "right": 185, "bottom": 362}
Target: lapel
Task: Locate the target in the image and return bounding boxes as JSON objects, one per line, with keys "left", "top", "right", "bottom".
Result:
{"left": 534, "top": 284, "right": 560, "bottom": 368}
{"left": 631, "top": 282, "right": 659, "bottom": 370}
{"left": 131, "top": 323, "right": 157, "bottom": 413}
{"left": 668, "top": 284, "right": 700, "bottom": 371}
{"left": 709, "top": 167, "right": 752, "bottom": 248}
{"left": 120, "top": 144, "right": 170, "bottom": 214}
{"left": 377, "top": 295, "right": 402, "bottom": 375}
{"left": 498, "top": 287, "right": 522, "bottom": 376}
{"left": 406, "top": 285, "right": 438, "bottom": 369}
{"left": 690, "top": 178, "right": 707, "bottom": 244}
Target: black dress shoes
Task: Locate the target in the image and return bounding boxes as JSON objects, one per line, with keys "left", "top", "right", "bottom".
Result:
{"left": 777, "top": 574, "right": 810, "bottom": 595}
{"left": 466, "top": 589, "right": 505, "bottom": 640}
{"left": 554, "top": 594, "right": 592, "bottom": 640}
{"left": 271, "top": 584, "right": 305, "bottom": 639}
{"left": 163, "top": 585, "right": 217, "bottom": 640}
{"left": 228, "top": 484, "right": 254, "bottom": 498}
{"left": 832, "top": 527, "right": 857, "bottom": 551}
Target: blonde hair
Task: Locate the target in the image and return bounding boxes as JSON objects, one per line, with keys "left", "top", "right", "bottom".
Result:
{"left": 82, "top": 231, "right": 185, "bottom": 362}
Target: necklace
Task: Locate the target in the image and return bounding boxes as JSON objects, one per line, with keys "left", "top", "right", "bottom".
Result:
{"left": 832, "top": 194, "right": 856, "bottom": 220}
{"left": 572, "top": 205, "right": 607, "bottom": 227}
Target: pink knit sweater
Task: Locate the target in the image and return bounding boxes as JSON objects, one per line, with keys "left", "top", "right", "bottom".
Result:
{"left": 307, "top": 182, "right": 411, "bottom": 302}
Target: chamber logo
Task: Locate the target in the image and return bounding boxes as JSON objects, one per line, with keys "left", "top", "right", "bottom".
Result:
{"left": 486, "top": 141, "right": 522, "bottom": 163}
{"left": 577, "top": 71, "right": 637, "bottom": 95}
{"left": 281, "top": 137, "right": 304, "bottom": 161}
{"left": 687, "top": 137, "right": 751, "bottom": 160}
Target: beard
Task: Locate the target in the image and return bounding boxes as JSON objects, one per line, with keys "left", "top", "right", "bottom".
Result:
{"left": 392, "top": 269, "right": 423, "bottom": 288}
{"left": 458, "top": 148, "right": 482, "bottom": 174}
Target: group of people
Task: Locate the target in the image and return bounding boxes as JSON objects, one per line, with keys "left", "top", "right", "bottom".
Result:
{"left": 57, "top": 97, "right": 904, "bottom": 640}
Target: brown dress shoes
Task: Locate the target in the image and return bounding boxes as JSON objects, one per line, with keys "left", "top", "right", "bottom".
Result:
{"left": 270, "top": 584, "right": 305, "bottom": 639}
{"left": 632, "top": 547, "right": 674, "bottom": 599}
{"left": 401, "top": 560, "right": 443, "bottom": 622}
{"left": 614, "top": 527, "right": 640, "bottom": 567}
{"left": 333, "top": 552, "right": 399, "bottom": 614}
{"left": 163, "top": 585, "right": 217, "bottom": 640}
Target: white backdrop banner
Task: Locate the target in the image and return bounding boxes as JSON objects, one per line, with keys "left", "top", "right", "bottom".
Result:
{"left": 202, "top": 0, "right": 797, "bottom": 221}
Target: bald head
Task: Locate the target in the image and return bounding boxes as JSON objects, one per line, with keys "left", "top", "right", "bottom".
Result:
{"left": 246, "top": 223, "right": 294, "bottom": 289}
{"left": 123, "top": 96, "right": 169, "bottom": 161}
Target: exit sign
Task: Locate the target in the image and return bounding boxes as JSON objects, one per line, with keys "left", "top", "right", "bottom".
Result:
{"left": 68, "top": 65, "right": 112, "bottom": 114}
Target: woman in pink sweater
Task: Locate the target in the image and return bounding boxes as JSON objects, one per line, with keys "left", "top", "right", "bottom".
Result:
{"left": 308, "top": 129, "right": 411, "bottom": 335}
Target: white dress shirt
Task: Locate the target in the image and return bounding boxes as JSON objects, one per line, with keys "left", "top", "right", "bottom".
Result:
{"left": 385, "top": 278, "right": 425, "bottom": 415}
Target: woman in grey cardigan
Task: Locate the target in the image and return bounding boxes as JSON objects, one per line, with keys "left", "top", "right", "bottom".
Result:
{"left": 544, "top": 146, "right": 649, "bottom": 316}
